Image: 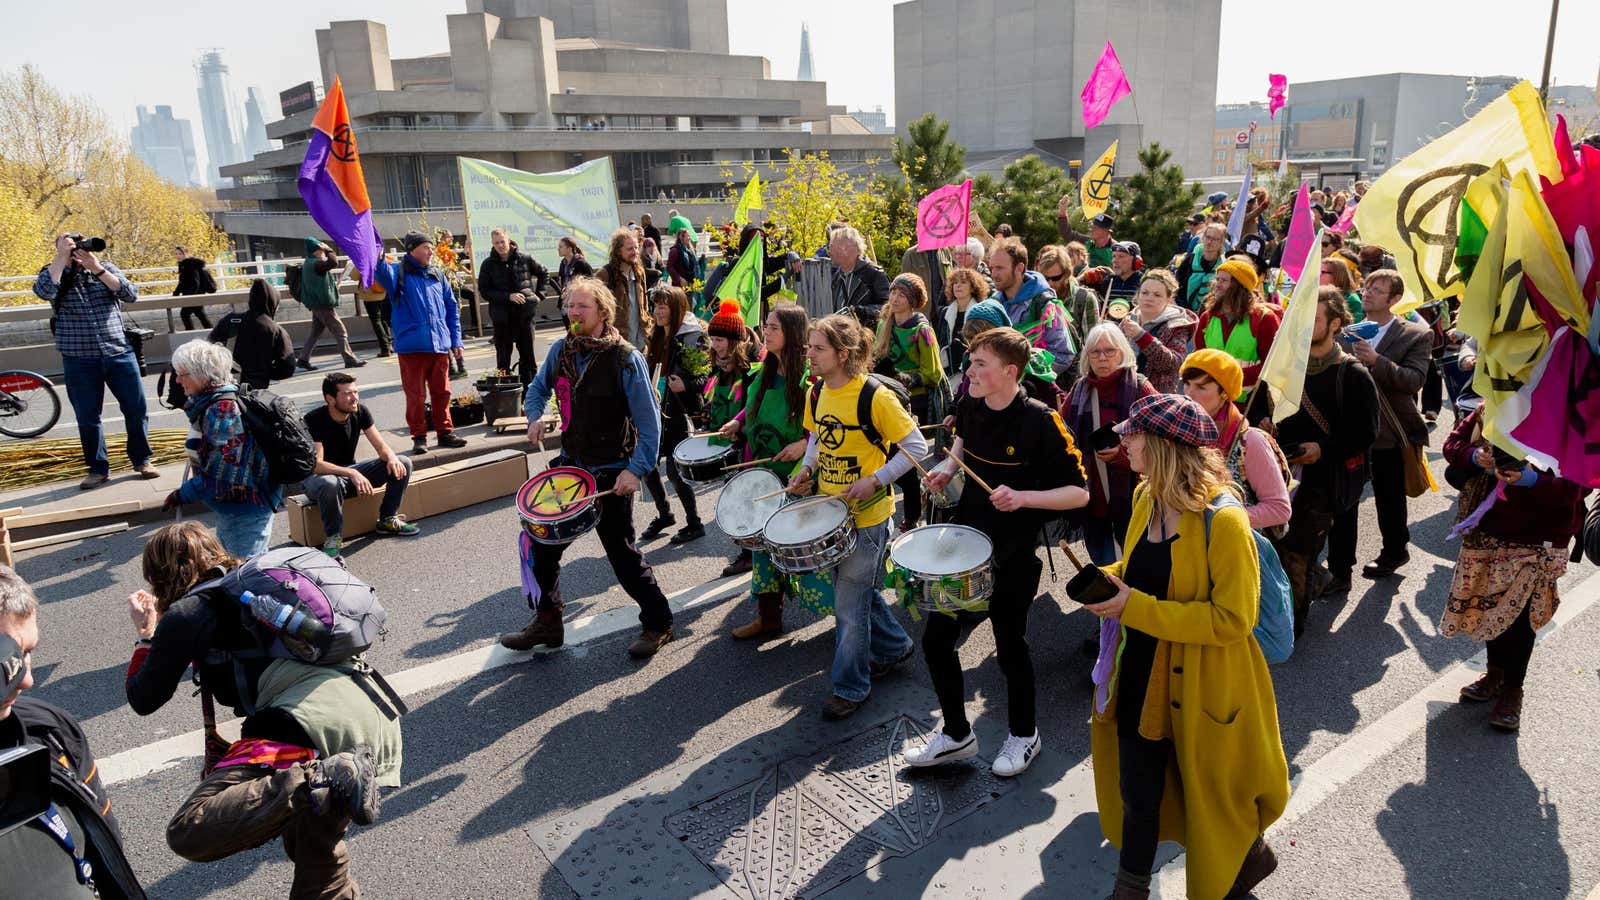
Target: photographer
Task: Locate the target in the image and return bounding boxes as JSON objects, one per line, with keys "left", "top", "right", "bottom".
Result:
{"left": 0, "top": 566, "right": 146, "bottom": 899}
{"left": 32, "top": 233, "right": 161, "bottom": 490}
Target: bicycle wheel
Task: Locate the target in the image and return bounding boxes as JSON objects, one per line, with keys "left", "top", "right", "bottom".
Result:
{"left": 0, "top": 370, "right": 62, "bottom": 439}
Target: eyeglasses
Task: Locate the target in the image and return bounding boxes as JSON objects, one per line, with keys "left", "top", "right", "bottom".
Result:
{"left": 1040, "top": 269, "right": 1067, "bottom": 282}
{"left": 1087, "top": 348, "right": 1121, "bottom": 358}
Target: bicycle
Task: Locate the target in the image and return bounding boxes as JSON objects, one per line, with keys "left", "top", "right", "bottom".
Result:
{"left": 0, "top": 369, "right": 63, "bottom": 439}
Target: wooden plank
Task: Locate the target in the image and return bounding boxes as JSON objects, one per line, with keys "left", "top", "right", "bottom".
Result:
{"left": 494, "top": 416, "right": 529, "bottom": 434}
{"left": 9, "top": 500, "right": 144, "bottom": 529}
{"left": 0, "top": 507, "right": 24, "bottom": 520}
{"left": 11, "top": 522, "right": 130, "bottom": 552}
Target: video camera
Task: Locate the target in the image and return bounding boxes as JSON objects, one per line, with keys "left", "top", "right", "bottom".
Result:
{"left": 66, "top": 234, "right": 107, "bottom": 254}
{"left": 0, "top": 745, "right": 49, "bottom": 837}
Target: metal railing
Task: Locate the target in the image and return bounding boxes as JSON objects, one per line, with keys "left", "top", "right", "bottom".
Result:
{"left": 0, "top": 258, "right": 302, "bottom": 299}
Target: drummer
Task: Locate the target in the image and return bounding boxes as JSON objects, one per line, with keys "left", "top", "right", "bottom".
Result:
{"left": 720, "top": 304, "right": 813, "bottom": 632}
{"left": 908, "top": 327, "right": 1089, "bottom": 776}
{"left": 703, "top": 298, "right": 765, "bottom": 577}
{"left": 502, "top": 275, "right": 677, "bottom": 660}
{"left": 787, "top": 313, "right": 927, "bottom": 720}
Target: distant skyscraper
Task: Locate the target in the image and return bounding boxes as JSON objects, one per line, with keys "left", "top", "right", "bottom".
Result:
{"left": 849, "top": 107, "right": 891, "bottom": 134}
{"left": 797, "top": 22, "right": 815, "bottom": 82}
{"left": 131, "top": 105, "right": 200, "bottom": 187}
{"left": 195, "top": 50, "right": 245, "bottom": 186}
{"left": 242, "top": 87, "right": 276, "bottom": 159}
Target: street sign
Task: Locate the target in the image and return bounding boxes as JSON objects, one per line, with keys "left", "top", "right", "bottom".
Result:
{"left": 1235, "top": 129, "right": 1252, "bottom": 149}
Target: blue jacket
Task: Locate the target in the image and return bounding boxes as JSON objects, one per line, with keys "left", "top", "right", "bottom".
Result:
{"left": 524, "top": 338, "right": 662, "bottom": 478}
{"left": 994, "top": 270, "right": 1074, "bottom": 363}
{"left": 374, "top": 255, "right": 461, "bottom": 354}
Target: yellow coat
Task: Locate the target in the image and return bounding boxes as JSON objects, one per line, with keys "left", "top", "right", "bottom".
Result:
{"left": 1090, "top": 484, "right": 1290, "bottom": 900}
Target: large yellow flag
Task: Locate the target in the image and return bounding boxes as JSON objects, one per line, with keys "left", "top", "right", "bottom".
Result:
{"left": 733, "top": 173, "right": 764, "bottom": 227}
{"left": 1081, "top": 140, "right": 1117, "bottom": 219}
{"left": 1353, "top": 81, "right": 1557, "bottom": 313}
{"left": 1260, "top": 230, "right": 1322, "bottom": 423}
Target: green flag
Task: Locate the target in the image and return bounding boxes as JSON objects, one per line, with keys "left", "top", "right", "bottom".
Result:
{"left": 715, "top": 245, "right": 763, "bottom": 327}
{"left": 733, "top": 173, "right": 763, "bottom": 227}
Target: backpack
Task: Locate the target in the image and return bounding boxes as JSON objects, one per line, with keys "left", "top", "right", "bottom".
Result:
{"left": 198, "top": 267, "right": 218, "bottom": 294}
{"left": 1223, "top": 426, "right": 1294, "bottom": 541}
{"left": 226, "top": 388, "right": 318, "bottom": 485}
{"left": 807, "top": 373, "right": 915, "bottom": 458}
{"left": 1203, "top": 493, "right": 1295, "bottom": 664}
{"left": 284, "top": 264, "right": 303, "bottom": 302}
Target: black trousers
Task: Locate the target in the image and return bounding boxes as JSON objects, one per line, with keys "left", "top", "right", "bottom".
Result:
{"left": 492, "top": 316, "right": 537, "bottom": 386}
{"left": 1421, "top": 355, "right": 1444, "bottom": 416}
{"left": 897, "top": 394, "right": 932, "bottom": 526}
{"left": 363, "top": 300, "right": 392, "bottom": 353}
{"left": 1487, "top": 601, "right": 1537, "bottom": 689}
{"left": 922, "top": 554, "right": 1042, "bottom": 740}
{"left": 1329, "top": 446, "right": 1409, "bottom": 572}
{"left": 1276, "top": 486, "right": 1340, "bottom": 638}
{"left": 1117, "top": 733, "right": 1172, "bottom": 876}
{"left": 180, "top": 305, "right": 213, "bottom": 330}
{"left": 644, "top": 416, "right": 700, "bottom": 526}
{"left": 529, "top": 465, "right": 673, "bottom": 632}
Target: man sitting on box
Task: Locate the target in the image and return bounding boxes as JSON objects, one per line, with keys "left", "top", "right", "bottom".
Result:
{"left": 303, "top": 372, "right": 420, "bottom": 557}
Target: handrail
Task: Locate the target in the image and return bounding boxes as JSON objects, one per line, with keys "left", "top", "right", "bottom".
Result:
{"left": 0, "top": 257, "right": 325, "bottom": 287}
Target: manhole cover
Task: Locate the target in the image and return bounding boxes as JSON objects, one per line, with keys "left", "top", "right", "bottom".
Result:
{"left": 663, "top": 715, "right": 1014, "bottom": 899}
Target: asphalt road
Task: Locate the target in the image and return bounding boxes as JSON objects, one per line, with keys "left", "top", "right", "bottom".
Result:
{"left": 13, "top": 396, "right": 1600, "bottom": 898}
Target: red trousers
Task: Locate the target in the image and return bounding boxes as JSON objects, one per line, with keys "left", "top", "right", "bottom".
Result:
{"left": 398, "top": 352, "right": 454, "bottom": 438}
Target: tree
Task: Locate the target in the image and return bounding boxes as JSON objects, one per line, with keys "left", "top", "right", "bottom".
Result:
{"left": 1109, "top": 143, "right": 1203, "bottom": 268}
{"left": 0, "top": 66, "right": 114, "bottom": 229}
{"left": 724, "top": 152, "right": 888, "bottom": 265}
{"left": 970, "top": 155, "right": 1073, "bottom": 252}
{"left": 891, "top": 114, "right": 967, "bottom": 201}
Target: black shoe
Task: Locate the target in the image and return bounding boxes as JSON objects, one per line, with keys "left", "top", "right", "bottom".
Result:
{"left": 869, "top": 645, "right": 915, "bottom": 678}
{"left": 721, "top": 550, "right": 753, "bottom": 577}
{"left": 669, "top": 523, "right": 705, "bottom": 545}
{"left": 436, "top": 432, "right": 468, "bottom": 449}
{"left": 410, "top": 439, "right": 429, "bottom": 455}
{"left": 296, "top": 358, "right": 316, "bottom": 371}
{"left": 640, "top": 514, "right": 675, "bottom": 540}
{"left": 1362, "top": 554, "right": 1410, "bottom": 579}
{"left": 1322, "top": 572, "right": 1352, "bottom": 597}
{"left": 344, "top": 357, "right": 367, "bottom": 368}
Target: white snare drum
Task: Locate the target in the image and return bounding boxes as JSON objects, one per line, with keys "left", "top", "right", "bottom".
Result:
{"left": 761, "top": 497, "right": 857, "bottom": 574}
{"left": 927, "top": 469, "right": 965, "bottom": 509}
{"left": 672, "top": 435, "right": 738, "bottom": 485}
{"left": 716, "top": 468, "right": 789, "bottom": 549}
{"left": 888, "top": 524, "right": 994, "bottom": 613}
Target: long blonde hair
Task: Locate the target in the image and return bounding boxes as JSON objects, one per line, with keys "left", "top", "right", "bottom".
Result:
{"left": 1141, "top": 434, "right": 1236, "bottom": 515}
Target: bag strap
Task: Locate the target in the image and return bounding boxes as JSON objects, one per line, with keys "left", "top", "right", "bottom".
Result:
{"left": 856, "top": 376, "right": 886, "bottom": 457}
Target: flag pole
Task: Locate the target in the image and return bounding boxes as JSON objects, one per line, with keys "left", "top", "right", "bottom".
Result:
{"left": 456, "top": 158, "right": 484, "bottom": 338}
{"left": 1538, "top": 0, "right": 1561, "bottom": 102}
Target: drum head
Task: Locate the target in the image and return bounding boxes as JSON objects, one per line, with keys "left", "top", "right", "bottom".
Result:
{"left": 716, "top": 469, "right": 784, "bottom": 538}
{"left": 890, "top": 525, "right": 993, "bottom": 575}
{"left": 674, "top": 435, "right": 727, "bottom": 463}
{"left": 517, "top": 466, "right": 597, "bottom": 522}
{"left": 764, "top": 498, "right": 850, "bottom": 544}
{"left": 1455, "top": 394, "right": 1484, "bottom": 416}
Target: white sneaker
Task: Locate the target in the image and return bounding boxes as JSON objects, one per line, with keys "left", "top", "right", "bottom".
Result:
{"left": 991, "top": 732, "right": 1041, "bottom": 777}
{"left": 903, "top": 729, "right": 978, "bottom": 767}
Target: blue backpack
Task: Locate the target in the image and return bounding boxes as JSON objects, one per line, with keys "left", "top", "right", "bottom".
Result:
{"left": 1203, "top": 494, "right": 1295, "bottom": 664}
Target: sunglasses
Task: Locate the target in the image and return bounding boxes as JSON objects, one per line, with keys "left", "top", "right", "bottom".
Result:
{"left": 1040, "top": 270, "right": 1068, "bottom": 282}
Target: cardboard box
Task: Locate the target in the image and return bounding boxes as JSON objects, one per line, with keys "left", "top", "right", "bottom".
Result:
{"left": 286, "top": 449, "right": 529, "bottom": 546}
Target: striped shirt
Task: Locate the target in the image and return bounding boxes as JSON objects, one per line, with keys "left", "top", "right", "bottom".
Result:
{"left": 33, "top": 263, "right": 138, "bottom": 358}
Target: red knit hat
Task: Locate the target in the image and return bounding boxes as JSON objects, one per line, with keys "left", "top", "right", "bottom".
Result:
{"left": 708, "top": 300, "right": 746, "bottom": 341}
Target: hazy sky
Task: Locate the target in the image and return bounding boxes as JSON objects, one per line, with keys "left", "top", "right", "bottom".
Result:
{"left": 9, "top": 0, "right": 1598, "bottom": 178}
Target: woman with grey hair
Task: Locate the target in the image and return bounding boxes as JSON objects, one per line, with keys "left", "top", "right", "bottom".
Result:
{"left": 164, "top": 340, "right": 283, "bottom": 556}
{"left": 1065, "top": 323, "right": 1158, "bottom": 566}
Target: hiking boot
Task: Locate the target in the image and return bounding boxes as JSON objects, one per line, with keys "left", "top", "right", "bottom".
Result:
{"left": 903, "top": 729, "right": 977, "bottom": 767}
{"left": 669, "top": 522, "right": 706, "bottom": 545}
{"left": 79, "top": 472, "right": 109, "bottom": 490}
{"left": 133, "top": 462, "right": 162, "bottom": 479}
{"left": 1489, "top": 687, "right": 1524, "bottom": 732}
{"left": 1225, "top": 836, "right": 1279, "bottom": 898}
{"left": 730, "top": 593, "right": 783, "bottom": 640}
{"left": 869, "top": 645, "right": 915, "bottom": 678}
{"left": 639, "top": 514, "right": 675, "bottom": 541}
{"left": 437, "top": 432, "right": 467, "bottom": 449}
{"left": 1108, "top": 877, "right": 1150, "bottom": 900}
{"left": 309, "top": 745, "right": 380, "bottom": 826}
{"left": 410, "top": 439, "right": 429, "bottom": 455}
{"left": 628, "top": 627, "right": 674, "bottom": 659}
{"left": 1459, "top": 667, "right": 1504, "bottom": 703}
{"left": 991, "top": 732, "right": 1041, "bottom": 777}
{"left": 822, "top": 694, "right": 864, "bottom": 720}
{"left": 499, "top": 609, "right": 564, "bottom": 651}
{"left": 374, "top": 515, "right": 420, "bottom": 536}
{"left": 321, "top": 536, "right": 343, "bottom": 558}
{"left": 721, "top": 549, "right": 753, "bottom": 577}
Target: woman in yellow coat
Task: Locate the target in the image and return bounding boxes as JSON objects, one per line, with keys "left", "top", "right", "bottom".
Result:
{"left": 1082, "top": 393, "right": 1290, "bottom": 900}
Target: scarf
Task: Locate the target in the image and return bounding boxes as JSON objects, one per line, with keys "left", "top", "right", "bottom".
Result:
{"left": 558, "top": 324, "right": 625, "bottom": 387}
{"left": 1304, "top": 344, "right": 1353, "bottom": 377}
{"left": 1212, "top": 400, "right": 1245, "bottom": 453}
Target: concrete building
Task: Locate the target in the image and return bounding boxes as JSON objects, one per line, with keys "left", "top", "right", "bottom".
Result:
{"left": 1547, "top": 84, "right": 1600, "bottom": 138}
{"left": 242, "top": 87, "right": 277, "bottom": 159}
{"left": 1210, "top": 102, "right": 1282, "bottom": 178}
{"left": 797, "top": 22, "right": 815, "bottom": 82}
{"left": 893, "top": 0, "right": 1222, "bottom": 179}
{"left": 195, "top": 50, "right": 246, "bottom": 186}
{"left": 215, "top": 1, "right": 890, "bottom": 257}
{"left": 130, "top": 105, "right": 200, "bottom": 187}
{"left": 466, "top": 0, "right": 727, "bottom": 53}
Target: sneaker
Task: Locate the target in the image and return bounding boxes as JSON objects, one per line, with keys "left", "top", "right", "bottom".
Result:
{"left": 822, "top": 694, "right": 864, "bottom": 720}
{"left": 310, "top": 745, "right": 380, "bottom": 825}
{"left": 669, "top": 522, "right": 706, "bottom": 545}
{"left": 78, "top": 472, "right": 109, "bottom": 490}
{"left": 132, "top": 462, "right": 162, "bottom": 479}
{"left": 868, "top": 645, "right": 915, "bottom": 678}
{"left": 410, "top": 439, "right": 429, "bottom": 455}
{"left": 1459, "top": 668, "right": 1504, "bottom": 703}
{"left": 639, "top": 514, "right": 676, "bottom": 541}
{"left": 375, "top": 515, "right": 420, "bottom": 536}
{"left": 903, "top": 729, "right": 978, "bottom": 767}
{"left": 628, "top": 627, "right": 674, "bottom": 659}
{"left": 436, "top": 432, "right": 467, "bottom": 449}
{"left": 991, "top": 731, "right": 1041, "bottom": 777}
{"left": 1488, "top": 687, "right": 1524, "bottom": 732}
{"left": 321, "top": 536, "right": 343, "bottom": 558}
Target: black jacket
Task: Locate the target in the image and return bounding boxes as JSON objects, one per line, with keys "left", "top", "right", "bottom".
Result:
{"left": 174, "top": 257, "right": 216, "bottom": 296}
{"left": 208, "top": 286, "right": 294, "bottom": 387}
{"left": 558, "top": 255, "right": 593, "bottom": 290}
{"left": 478, "top": 247, "right": 549, "bottom": 325}
{"left": 1274, "top": 356, "right": 1379, "bottom": 508}
{"left": 4, "top": 697, "right": 147, "bottom": 899}
{"left": 831, "top": 260, "right": 890, "bottom": 330}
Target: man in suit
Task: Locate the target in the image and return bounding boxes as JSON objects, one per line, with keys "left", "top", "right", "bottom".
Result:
{"left": 1328, "top": 269, "right": 1431, "bottom": 582}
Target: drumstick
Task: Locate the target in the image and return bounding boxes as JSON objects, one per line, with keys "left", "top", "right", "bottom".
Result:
{"left": 723, "top": 457, "right": 776, "bottom": 472}
{"left": 1057, "top": 540, "right": 1088, "bottom": 572}
{"left": 918, "top": 423, "right": 947, "bottom": 433}
{"left": 946, "top": 454, "right": 995, "bottom": 495}
{"left": 750, "top": 486, "right": 791, "bottom": 502}
{"left": 557, "top": 488, "right": 616, "bottom": 511}
{"left": 688, "top": 430, "right": 725, "bottom": 438}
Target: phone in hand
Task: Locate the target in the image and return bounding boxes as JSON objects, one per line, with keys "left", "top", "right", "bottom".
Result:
{"left": 1089, "top": 423, "right": 1120, "bottom": 452}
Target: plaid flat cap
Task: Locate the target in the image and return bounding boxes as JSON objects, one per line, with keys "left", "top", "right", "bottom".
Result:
{"left": 1113, "top": 394, "right": 1219, "bottom": 447}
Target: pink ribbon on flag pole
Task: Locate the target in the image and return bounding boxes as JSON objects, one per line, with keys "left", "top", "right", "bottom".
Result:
{"left": 1081, "top": 42, "right": 1132, "bottom": 130}
{"left": 1268, "top": 74, "right": 1288, "bottom": 120}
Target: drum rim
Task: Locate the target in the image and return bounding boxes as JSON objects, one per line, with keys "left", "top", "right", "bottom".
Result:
{"left": 518, "top": 466, "right": 599, "bottom": 524}
{"left": 716, "top": 468, "right": 786, "bottom": 537}
{"left": 673, "top": 436, "right": 737, "bottom": 463}
{"left": 762, "top": 496, "right": 852, "bottom": 546}
{"left": 890, "top": 524, "right": 994, "bottom": 576}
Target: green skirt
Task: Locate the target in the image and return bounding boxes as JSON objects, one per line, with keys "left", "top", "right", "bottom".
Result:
{"left": 751, "top": 548, "right": 835, "bottom": 615}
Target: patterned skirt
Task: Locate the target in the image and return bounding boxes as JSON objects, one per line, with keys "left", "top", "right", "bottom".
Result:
{"left": 751, "top": 548, "right": 835, "bottom": 615}
{"left": 1439, "top": 532, "right": 1566, "bottom": 642}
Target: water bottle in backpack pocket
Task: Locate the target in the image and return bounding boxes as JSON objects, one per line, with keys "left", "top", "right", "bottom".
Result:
{"left": 214, "top": 547, "right": 387, "bottom": 665}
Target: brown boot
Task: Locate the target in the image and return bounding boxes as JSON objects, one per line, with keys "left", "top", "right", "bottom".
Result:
{"left": 1459, "top": 667, "right": 1504, "bottom": 703}
{"left": 1225, "top": 836, "right": 1278, "bottom": 898}
{"left": 1489, "top": 687, "right": 1524, "bottom": 731}
{"left": 731, "top": 593, "right": 783, "bottom": 640}
{"left": 499, "top": 608, "right": 563, "bottom": 651}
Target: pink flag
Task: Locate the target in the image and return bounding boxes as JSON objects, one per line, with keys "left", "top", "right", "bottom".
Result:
{"left": 1081, "top": 42, "right": 1132, "bottom": 130}
{"left": 915, "top": 179, "right": 972, "bottom": 251}
{"left": 1268, "top": 74, "right": 1288, "bottom": 120}
{"left": 1280, "top": 183, "right": 1316, "bottom": 282}
{"left": 1331, "top": 202, "right": 1358, "bottom": 234}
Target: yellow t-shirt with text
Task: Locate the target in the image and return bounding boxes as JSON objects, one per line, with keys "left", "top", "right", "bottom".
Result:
{"left": 803, "top": 375, "right": 917, "bottom": 528}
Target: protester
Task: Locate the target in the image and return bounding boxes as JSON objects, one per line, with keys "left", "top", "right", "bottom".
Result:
{"left": 1440, "top": 410, "right": 1588, "bottom": 731}
{"left": 1086, "top": 393, "right": 1288, "bottom": 900}
{"left": 667, "top": 219, "right": 698, "bottom": 289}
{"left": 163, "top": 340, "right": 282, "bottom": 558}
{"left": 1122, "top": 269, "right": 1198, "bottom": 395}
{"left": 640, "top": 286, "right": 709, "bottom": 545}
{"left": 941, "top": 266, "right": 990, "bottom": 371}
{"left": 1174, "top": 222, "right": 1228, "bottom": 311}
{"left": 478, "top": 228, "right": 548, "bottom": 388}
{"left": 872, "top": 273, "right": 946, "bottom": 531}
{"left": 1330, "top": 269, "right": 1430, "bottom": 580}
{"left": 125, "top": 522, "right": 400, "bottom": 900}
{"left": 597, "top": 227, "right": 662, "bottom": 348}
{"left": 1037, "top": 244, "right": 1101, "bottom": 353}
{"left": 641, "top": 237, "right": 666, "bottom": 277}
{"left": 1092, "top": 242, "right": 1144, "bottom": 316}
{"left": 1056, "top": 201, "right": 1117, "bottom": 268}
{"left": 0, "top": 566, "right": 147, "bottom": 899}
{"left": 829, "top": 226, "right": 890, "bottom": 330}
{"left": 33, "top": 232, "right": 160, "bottom": 489}
{"left": 208, "top": 278, "right": 296, "bottom": 390}
{"left": 1318, "top": 251, "right": 1365, "bottom": 322}
{"left": 987, "top": 237, "right": 1076, "bottom": 375}
{"left": 1175, "top": 212, "right": 1206, "bottom": 256}
{"left": 1194, "top": 257, "right": 1280, "bottom": 404}
{"left": 343, "top": 261, "right": 393, "bottom": 357}
{"left": 737, "top": 223, "right": 787, "bottom": 313}
{"left": 302, "top": 372, "right": 419, "bottom": 558}
{"left": 1356, "top": 243, "right": 1397, "bottom": 278}
{"left": 1067, "top": 324, "right": 1158, "bottom": 567}
{"left": 701, "top": 300, "right": 765, "bottom": 576}
{"left": 1065, "top": 242, "right": 1090, "bottom": 275}
{"left": 556, "top": 236, "right": 594, "bottom": 290}
{"left": 1180, "top": 350, "right": 1292, "bottom": 532}
{"left": 375, "top": 231, "right": 469, "bottom": 455}
{"left": 173, "top": 246, "right": 216, "bottom": 330}
{"left": 639, "top": 212, "right": 662, "bottom": 250}
{"left": 295, "top": 238, "right": 364, "bottom": 371}
{"left": 952, "top": 236, "right": 993, "bottom": 288}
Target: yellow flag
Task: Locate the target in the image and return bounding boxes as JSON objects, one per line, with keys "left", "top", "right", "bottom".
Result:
{"left": 1080, "top": 140, "right": 1117, "bottom": 219}
{"left": 1354, "top": 81, "right": 1557, "bottom": 315}
{"left": 733, "top": 172, "right": 764, "bottom": 227}
{"left": 1260, "top": 230, "right": 1322, "bottom": 422}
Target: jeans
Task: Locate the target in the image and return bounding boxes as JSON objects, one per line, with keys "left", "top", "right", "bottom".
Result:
{"left": 299, "top": 308, "right": 357, "bottom": 364}
{"left": 1329, "top": 446, "right": 1409, "bottom": 571}
{"left": 61, "top": 350, "right": 152, "bottom": 476}
{"left": 491, "top": 314, "right": 536, "bottom": 386}
{"left": 922, "top": 553, "right": 1042, "bottom": 740}
{"left": 397, "top": 352, "right": 453, "bottom": 439}
{"left": 830, "top": 521, "right": 912, "bottom": 702}
{"left": 209, "top": 501, "right": 275, "bottom": 558}
{"left": 303, "top": 456, "right": 413, "bottom": 539}
{"left": 363, "top": 300, "right": 392, "bottom": 353}
{"left": 1117, "top": 733, "right": 1172, "bottom": 876}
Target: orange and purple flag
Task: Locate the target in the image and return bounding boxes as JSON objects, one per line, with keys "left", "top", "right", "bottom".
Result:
{"left": 1080, "top": 42, "right": 1132, "bottom": 131}
{"left": 297, "top": 77, "right": 382, "bottom": 288}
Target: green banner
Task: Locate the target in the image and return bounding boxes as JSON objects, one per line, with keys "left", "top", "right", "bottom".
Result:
{"left": 458, "top": 156, "right": 621, "bottom": 271}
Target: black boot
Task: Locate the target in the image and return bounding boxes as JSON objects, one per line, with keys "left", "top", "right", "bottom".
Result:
{"left": 640, "top": 513, "right": 675, "bottom": 540}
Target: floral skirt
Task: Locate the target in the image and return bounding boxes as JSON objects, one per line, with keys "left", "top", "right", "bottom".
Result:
{"left": 1439, "top": 532, "right": 1566, "bottom": 641}
{"left": 751, "top": 548, "right": 835, "bottom": 615}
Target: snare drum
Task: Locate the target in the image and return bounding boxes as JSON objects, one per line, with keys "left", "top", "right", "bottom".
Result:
{"left": 927, "top": 469, "right": 965, "bottom": 509}
{"left": 516, "top": 466, "right": 601, "bottom": 545}
{"left": 761, "top": 497, "right": 857, "bottom": 574}
{"left": 716, "top": 468, "right": 789, "bottom": 549}
{"left": 1455, "top": 393, "right": 1483, "bottom": 418}
{"left": 888, "top": 524, "right": 994, "bottom": 614}
{"left": 672, "top": 435, "right": 738, "bottom": 485}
